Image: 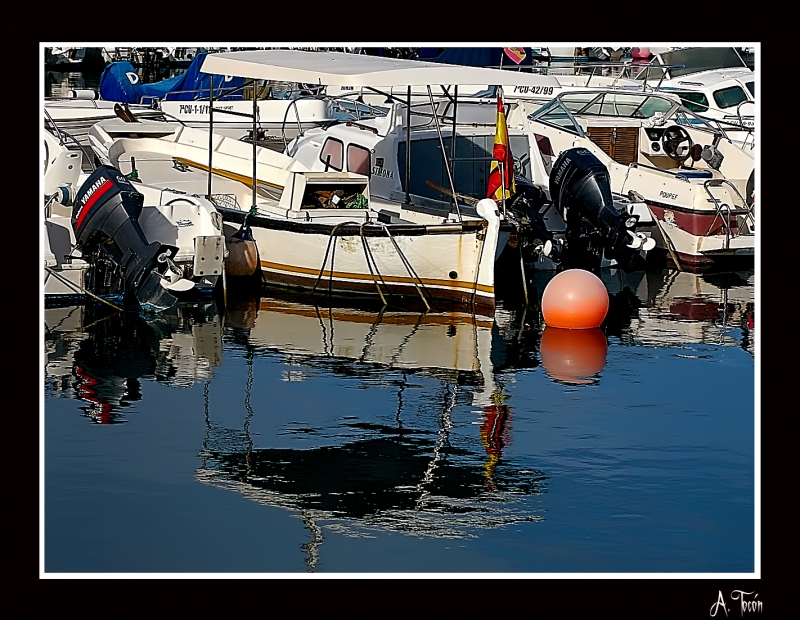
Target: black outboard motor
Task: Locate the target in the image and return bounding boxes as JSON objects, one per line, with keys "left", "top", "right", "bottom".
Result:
{"left": 549, "top": 148, "right": 643, "bottom": 272}
{"left": 505, "top": 173, "right": 561, "bottom": 262}
{"left": 71, "top": 165, "right": 180, "bottom": 311}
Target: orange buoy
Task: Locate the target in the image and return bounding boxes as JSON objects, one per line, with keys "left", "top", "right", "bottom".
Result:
{"left": 541, "top": 269, "right": 609, "bottom": 329}
{"left": 540, "top": 326, "right": 608, "bottom": 385}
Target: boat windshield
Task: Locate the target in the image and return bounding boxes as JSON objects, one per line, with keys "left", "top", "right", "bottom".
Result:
{"left": 529, "top": 92, "right": 677, "bottom": 133}
{"left": 560, "top": 92, "right": 676, "bottom": 118}
{"left": 527, "top": 97, "right": 583, "bottom": 134}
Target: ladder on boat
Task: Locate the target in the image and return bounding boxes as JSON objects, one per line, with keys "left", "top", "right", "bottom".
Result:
{"left": 703, "top": 178, "right": 755, "bottom": 249}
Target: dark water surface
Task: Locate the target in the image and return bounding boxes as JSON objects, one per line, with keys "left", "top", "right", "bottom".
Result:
{"left": 43, "top": 266, "right": 756, "bottom": 574}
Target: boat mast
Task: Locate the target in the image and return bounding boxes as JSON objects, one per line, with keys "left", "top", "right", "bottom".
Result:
{"left": 207, "top": 77, "right": 214, "bottom": 199}
{"left": 404, "top": 86, "right": 411, "bottom": 206}
{"left": 427, "top": 86, "right": 461, "bottom": 223}
{"left": 252, "top": 79, "right": 257, "bottom": 207}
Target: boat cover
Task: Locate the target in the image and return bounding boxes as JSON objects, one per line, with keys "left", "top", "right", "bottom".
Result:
{"left": 422, "top": 48, "right": 547, "bottom": 68}
{"left": 99, "top": 52, "right": 246, "bottom": 104}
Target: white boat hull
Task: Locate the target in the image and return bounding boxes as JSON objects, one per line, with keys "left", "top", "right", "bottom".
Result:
{"left": 221, "top": 201, "right": 500, "bottom": 312}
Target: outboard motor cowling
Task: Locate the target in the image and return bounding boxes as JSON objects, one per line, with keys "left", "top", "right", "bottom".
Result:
{"left": 549, "top": 148, "right": 645, "bottom": 271}
{"left": 71, "top": 165, "right": 180, "bottom": 310}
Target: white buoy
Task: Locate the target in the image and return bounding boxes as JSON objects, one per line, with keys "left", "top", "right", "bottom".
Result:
{"left": 68, "top": 89, "right": 99, "bottom": 100}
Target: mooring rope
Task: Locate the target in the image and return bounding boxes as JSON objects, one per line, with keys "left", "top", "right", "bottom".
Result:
{"left": 310, "top": 221, "right": 360, "bottom": 297}
{"left": 359, "top": 222, "right": 388, "bottom": 307}
{"left": 375, "top": 222, "right": 430, "bottom": 311}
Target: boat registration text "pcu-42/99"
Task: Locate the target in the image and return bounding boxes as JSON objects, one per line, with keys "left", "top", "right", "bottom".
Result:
{"left": 512, "top": 85, "right": 556, "bottom": 95}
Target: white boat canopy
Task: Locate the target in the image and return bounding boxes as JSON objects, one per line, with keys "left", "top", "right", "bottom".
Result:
{"left": 200, "top": 49, "right": 562, "bottom": 88}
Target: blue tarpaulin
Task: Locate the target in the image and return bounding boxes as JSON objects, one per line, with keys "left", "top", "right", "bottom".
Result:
{"left": 99, "top": 52, "right": 246, "bottom": 103}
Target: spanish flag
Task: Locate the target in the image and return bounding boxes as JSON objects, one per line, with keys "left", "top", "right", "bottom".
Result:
{"left": 486, "top": 92, "right": 516, "bottom": 203}
{"left": 503, "top": 47, "right": 527, "bottom": 65}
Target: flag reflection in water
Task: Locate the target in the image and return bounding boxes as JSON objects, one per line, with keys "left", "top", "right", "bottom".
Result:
{"left": 480, "top": 392, "right": 512, "bottom": 489}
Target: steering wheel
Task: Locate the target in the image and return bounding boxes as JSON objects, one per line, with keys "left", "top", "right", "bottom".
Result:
{"left": 661, "top": 125, "right": 693, "bottom": 163}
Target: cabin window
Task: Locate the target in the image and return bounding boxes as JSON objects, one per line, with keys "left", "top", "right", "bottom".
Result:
{"left": 677, "top": 92, "right": 710, "bottom": 113}
{"left": 319, "top": 137, "right": 344, "bottom": 171}
{"left": 396, "top": 135, "right": 531, "bottom": 201}
{"left": 712, "top": 86, "right": 748, "bottom": 109}
{"left": 529, "top": 99, "right": 581, "bottom": 135}
{"left": 534, "top": 134, "right": 555, "bottom": 176}
{"left": 745, "top": 81, "right": 755, "bottom": 98}
{"left": 347, "top": 144, "right": 371, "bottom": 176}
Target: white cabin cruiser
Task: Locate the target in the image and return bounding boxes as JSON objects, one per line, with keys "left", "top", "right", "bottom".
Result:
{"left": 519, "top": 90, "right": 755, "bottom": 270}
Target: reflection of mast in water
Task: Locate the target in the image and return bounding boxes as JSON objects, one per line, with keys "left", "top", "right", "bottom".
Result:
{"left": 300, "top": 511, "right": 323, "bottom": 573}
{"left": 414, "top": 382, "right": 457, "bottom": 511}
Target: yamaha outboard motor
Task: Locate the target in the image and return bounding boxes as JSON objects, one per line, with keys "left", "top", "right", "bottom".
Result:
{"left": 549, "top": 148, "right": 649, "bottom": 272}
{"left": 71, "top": 165, "right": 180, "bottom": 311}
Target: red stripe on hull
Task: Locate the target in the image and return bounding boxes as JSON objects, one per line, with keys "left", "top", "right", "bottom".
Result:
{"left": 648, "top": 203, "right": 739, "bottom": 237}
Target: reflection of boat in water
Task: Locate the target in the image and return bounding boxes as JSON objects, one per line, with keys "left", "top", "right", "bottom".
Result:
{"left": 44, "top": 301, "right": 223, "bottom": 423}
{"left": 628, "top": 269, "right": 754, "bottom": 353}
{"left": 586, "top": 267, "right": 755, "bottom": 353}
{"left": 245, "top": 294, "right": 498, "bottom": 395}
{"left": 196, "top": 293, "right": 547, "bottom": 568}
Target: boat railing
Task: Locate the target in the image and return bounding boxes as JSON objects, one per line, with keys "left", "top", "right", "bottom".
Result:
{"left": 702, "top": 178, "right": 754, "bottom": 246}
{"left": 540, "top": 61, "right": 688, "bottom": 88}
{"left": 158, "top": 83, "right": 250, "bottom": 103}
{"left": 494, "top": 60, "right": 689, "bottom": 89}
{"left": 735, "top": 100, "right": 756, "bottom": 128}
{"left": 43, "top": 109, "right": 96, "bottom": 172}
{"left": 156, "top": 80, "right": 327, "bottom": 104}
{"left": 625, "top": 63, "right": 688, "bottom": 88}
{"left": 327, "top": 92, "right": 391, "bottom": 121}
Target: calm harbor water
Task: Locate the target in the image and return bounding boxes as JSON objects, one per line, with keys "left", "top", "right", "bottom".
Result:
{"left": 43, "top": 266, "right": 756, "bottom": 574}
{"left": 42, "top": 68, "right": 757, "bottom": 575}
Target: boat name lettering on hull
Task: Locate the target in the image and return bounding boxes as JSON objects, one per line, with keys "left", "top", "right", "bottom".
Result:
{"left": 659, "top": 191, "right": 678, "bottom": 200}
{"left": 371, "top": 166, "right": 394, "bottom": 179}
